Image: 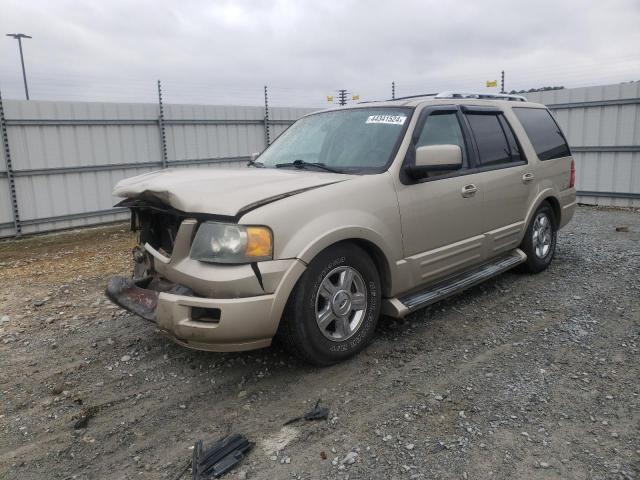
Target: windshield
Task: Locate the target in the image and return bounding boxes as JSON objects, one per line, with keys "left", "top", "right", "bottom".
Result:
{"left": 257, "top": 107, "right": 412, "bottom": 173}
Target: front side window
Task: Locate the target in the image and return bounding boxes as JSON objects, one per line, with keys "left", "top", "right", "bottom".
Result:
{"left": 465, "top": 113, "right": 520, "bottom": 167}
{"left": 513, "top": 107, "right": 571, "bottom": 160}
{"left": 416, "top": 112, "right": 468, "bottom": 165}
{"left": 257, "top": 107, "right": 412, "bottom": 173}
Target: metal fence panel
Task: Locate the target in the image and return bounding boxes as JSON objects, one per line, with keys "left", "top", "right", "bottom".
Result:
{"left": 523, "top": 81, "right": 640, "bottom": 207}
{"left": 5, "top": 81, "right": 635, "bottom": 239}
{"left": 0, "top": 98, "right": 314, "bottom": 238}
{"left": 0, "top": 179, "right": 14, "bottom": 237}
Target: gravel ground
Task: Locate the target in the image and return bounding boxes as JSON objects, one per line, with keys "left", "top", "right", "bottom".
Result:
{"left": 0, "top": 206, "right": 638, "bottom": 480}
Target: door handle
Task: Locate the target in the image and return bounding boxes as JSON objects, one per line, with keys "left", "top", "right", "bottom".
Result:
{"left": 461, "top": 184, "right": 477, "bottom": 198}
{"left": 522, "top": 172, "right": 535, "bottom": 183}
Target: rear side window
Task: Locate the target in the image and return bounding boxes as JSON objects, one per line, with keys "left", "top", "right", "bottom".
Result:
{"left": 465, "top": 113, "right": 522, "bottom": 166}
{"left": 513, "top": 108, "right": 571, "bottom": 160}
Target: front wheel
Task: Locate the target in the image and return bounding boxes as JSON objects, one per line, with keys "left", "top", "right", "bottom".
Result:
{"left": 277, "top": 243, "right": 381, "bottom": 366}
{"left": 519, "top": 202, "right": 557, "bottom": 273}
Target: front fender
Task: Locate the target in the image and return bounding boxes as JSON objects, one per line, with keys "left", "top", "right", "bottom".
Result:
{"left": 239, "top": 173, "right": 405, "bottom": 293}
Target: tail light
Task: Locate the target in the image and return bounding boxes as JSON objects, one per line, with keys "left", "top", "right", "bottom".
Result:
{"left": 569, "top": 159, "right": 576, "bottom": 188}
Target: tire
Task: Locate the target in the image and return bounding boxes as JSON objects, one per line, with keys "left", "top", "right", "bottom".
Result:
{"left": 519, "top": 202, "right": 557, "bottom": 274}
{"left": 277, "top": 243, "right": 381, "bottom": 366}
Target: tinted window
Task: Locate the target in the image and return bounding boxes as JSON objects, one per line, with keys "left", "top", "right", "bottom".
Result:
{"left": 498, "top": 116, "right": 523, "bottom": 162}
{"left": 466, "top": 113, "right": 517, "bottom": 166}
{"left": 513, "top": 108, "right": 571, "bottom": 160}
{"left": 416, "top": 112, "right": 467, "bottom": 164}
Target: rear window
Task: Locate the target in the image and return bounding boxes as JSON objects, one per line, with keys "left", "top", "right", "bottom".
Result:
{"left": 513, "top": 108, "right": 571, "bottom": 160}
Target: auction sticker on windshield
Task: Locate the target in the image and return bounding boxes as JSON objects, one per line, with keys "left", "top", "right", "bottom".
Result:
{"left": 366, "top": 115, "right": 407, "bottom": 125}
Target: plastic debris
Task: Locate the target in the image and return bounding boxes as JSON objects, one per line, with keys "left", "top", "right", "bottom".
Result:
{"left": 283, "top": 399, "right": 329, "bottom": 426}
{"left": 191, "top": 434, "right": 253, "bottom": 479}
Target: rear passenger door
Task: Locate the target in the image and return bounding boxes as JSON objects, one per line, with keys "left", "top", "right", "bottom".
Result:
{"left": 461, "top": 106, "right": 535, "bottom": 256}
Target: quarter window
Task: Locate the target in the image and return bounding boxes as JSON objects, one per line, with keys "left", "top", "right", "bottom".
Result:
{"left": 513, "top": 108, "right": 571, "bottom": 160}
{"left": 465, "top": 113, "right": 521, "bottom": 167}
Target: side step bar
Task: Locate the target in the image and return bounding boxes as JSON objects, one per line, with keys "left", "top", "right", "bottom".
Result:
{"left": 383, "top": 249, "right": 527, "bottom": 318}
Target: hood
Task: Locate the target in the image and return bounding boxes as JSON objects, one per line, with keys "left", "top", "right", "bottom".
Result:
{"left": 113, "top": 167, "right": 351, "bottom": 216}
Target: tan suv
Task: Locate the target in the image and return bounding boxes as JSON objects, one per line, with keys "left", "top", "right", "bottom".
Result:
{"left": 107, "top": 91, "right": 576, "bottom": 365}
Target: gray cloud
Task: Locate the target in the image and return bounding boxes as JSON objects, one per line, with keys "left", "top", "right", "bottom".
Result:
{"left": 1, "top": 0, "right": 639, "bottom": 106}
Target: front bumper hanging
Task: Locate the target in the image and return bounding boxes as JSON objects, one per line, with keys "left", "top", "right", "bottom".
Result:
{"left": 105, "top": 276, "right": 192, "bottom": 322}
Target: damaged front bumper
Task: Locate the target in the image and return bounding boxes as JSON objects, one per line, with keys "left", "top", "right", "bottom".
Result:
{"left": 106, "top": 218, "right": 306, "bottom": 352}
{"left": 106, "top": 276, "right": 192, "bottom": 322}
{"left": 107, "top": 257, "right": 305, "bottom": 352}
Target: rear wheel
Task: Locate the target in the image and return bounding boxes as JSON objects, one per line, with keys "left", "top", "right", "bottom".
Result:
{"left": 519, "top": 202, "right": 557, "bottom": 273}
{"left": 277, "top": 243, "right": 381, "bottom": 366}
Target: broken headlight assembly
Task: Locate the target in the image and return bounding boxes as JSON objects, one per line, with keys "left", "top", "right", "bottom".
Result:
{"left": 190, "top": 222, "right": 273, "bottom": 264}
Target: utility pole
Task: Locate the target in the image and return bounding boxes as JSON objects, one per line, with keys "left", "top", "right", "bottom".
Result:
{"left": 337, "top": 89, "right": 348, "bottom": 106}
{"left": 501, "top": 70, "right": 505, "bottom": 94}
{"left": 6, "top": 33, "right": 32, "bottom": 100}
{"left": 392, "top": 81, "right": 395, "bottom": 99}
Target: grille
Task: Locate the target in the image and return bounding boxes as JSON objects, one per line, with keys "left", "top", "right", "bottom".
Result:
{"left": 131, "top": 206, "right": 185, "bottom": 257}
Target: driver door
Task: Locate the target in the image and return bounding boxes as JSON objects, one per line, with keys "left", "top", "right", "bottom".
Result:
{"left": 395, "top": 106, "right": 487, "bottom": 287}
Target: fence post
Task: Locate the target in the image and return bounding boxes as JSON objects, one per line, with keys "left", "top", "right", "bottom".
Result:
{"left": 0, "top": 89, "right": 22, "bottom": 237}
{"left": 264, "top": 85, "right": 270, "bottom": 147}
{"left": 157, "top": 80, "right": 168, "bottom": 168}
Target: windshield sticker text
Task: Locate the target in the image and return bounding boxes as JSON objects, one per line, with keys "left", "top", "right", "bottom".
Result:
{"left": 365, "top": 115, "right": 406, "bottom": 125}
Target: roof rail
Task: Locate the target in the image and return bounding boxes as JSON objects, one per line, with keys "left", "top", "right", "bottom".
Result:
{"left": 387, "top": 93, "right": 438, "bottom": 101}
{"left": 434, "top": 91, "right": 527, "bottom": 102}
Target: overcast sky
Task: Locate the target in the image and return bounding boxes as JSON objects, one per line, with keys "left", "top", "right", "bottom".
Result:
{"left": 1, "top": 0, "right": 639, "bottom": 106}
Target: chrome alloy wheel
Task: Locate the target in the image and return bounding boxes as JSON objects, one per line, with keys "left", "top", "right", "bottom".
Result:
{"left": 532, "top": 212, "right": 553, "bottom": 258}
{"left": 315, "top": 266, "right": 367, "bottom": 342}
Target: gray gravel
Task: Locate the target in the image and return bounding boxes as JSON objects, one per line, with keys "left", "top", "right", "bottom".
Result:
{"left": 0, "top": 205, "right": 638, "bottom": 480}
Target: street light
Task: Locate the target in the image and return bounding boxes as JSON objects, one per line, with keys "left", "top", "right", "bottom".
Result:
{"left": 6, "top": 33, "right": 32, "bottom": 100}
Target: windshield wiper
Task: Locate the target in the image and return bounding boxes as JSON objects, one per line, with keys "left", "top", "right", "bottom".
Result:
{"left": 275, "top": 159, "right": 342, "bottom": 173}
{"left": 247, "top": 159, "right": 265, "bottom": 168}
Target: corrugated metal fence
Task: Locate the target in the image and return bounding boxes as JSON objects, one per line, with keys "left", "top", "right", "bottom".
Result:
{"left": 0, "top": 95, "right": 314, "bottom": 238}
{"left": 1, "top": 81, "right": 639, "bottom": 238}
{"left": 523, "top": 81, "right": 640, "bottom": 208}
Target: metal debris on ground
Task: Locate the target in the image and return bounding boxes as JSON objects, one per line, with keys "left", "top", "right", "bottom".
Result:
{"left": 283, "top": 398, "right": 330, "bottom": 426}
{"left": 191, "top": 434, "right": 253, "bottom": 479}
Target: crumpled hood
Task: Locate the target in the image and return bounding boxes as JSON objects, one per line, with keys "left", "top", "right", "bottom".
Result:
{"left": 113, "top": 167, "right": 351, "bottom": 216}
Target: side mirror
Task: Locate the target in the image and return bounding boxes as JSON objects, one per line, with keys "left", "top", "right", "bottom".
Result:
{"left": 405, "top": 144, "right": 462, "bottom": 179}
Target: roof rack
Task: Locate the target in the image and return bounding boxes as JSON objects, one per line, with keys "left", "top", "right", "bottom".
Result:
{"left": 434, "top": 91, "right": 527, "bottom": 102}
{"left": 386, "top": 93, "right": 438, "bottom": 101}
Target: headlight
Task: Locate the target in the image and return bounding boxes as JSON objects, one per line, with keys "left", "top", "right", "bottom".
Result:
{"left": 190, "top": 222, "right": 273, "bottom": 264}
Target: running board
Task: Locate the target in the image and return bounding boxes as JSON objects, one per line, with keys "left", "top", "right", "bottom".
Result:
{"left": 383, "top": 249, "right": 526, "bottom": 318}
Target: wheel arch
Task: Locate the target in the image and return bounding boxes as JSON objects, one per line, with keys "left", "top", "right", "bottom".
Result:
{"left": 525, "top": 189, "right": 562, "bottom": 230}
{"left": 348, "top": 239, "right": 393, "bottom": 297}
{"left": 544, "top": 196, "right": 561, "bottom": 227}
{"left": 296, "top": 228, "right": 397, "bottom": 298}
